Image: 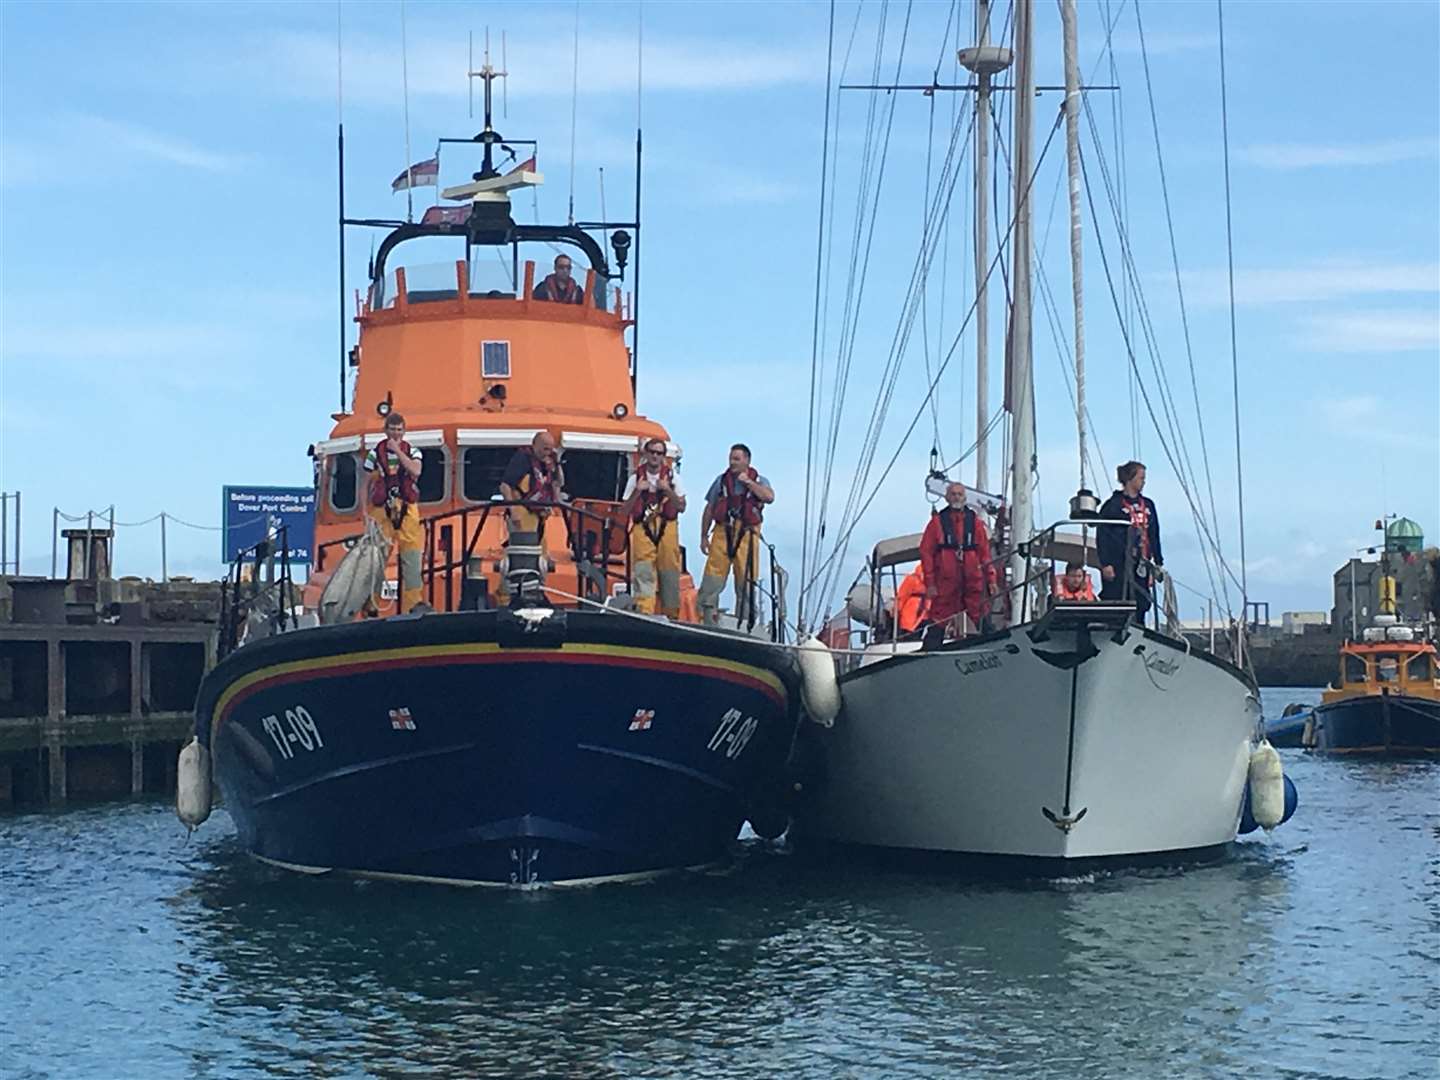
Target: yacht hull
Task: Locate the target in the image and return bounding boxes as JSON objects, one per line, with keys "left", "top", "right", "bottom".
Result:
{"left": 195, "top": 609, "right": 800, "bottom": 886}
{"left": 793, "top": 615, "right": 1257, "bottom": 863}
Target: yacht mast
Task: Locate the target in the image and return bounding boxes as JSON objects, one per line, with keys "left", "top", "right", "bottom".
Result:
{"left": 1006, "top": 0, "right": 1036, "bottom": 597}
{"left": 958, "top": 2, "right": 1011, "bottom": 494}
{"left": 1060, "top": 0, "right": 1090, "bottom": 505}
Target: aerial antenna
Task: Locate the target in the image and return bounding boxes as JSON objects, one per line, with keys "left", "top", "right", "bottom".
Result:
{"left": 467, "top": 28, "right": 508, "bottom": 180}
{"left": 502, "top": 32, "right": 508, "bottom": 119}
{"left": 568, "top": 1, "right": 580, "bottom": 224}
{"left": 399, "top": 0, "right": 414, "bottom": 222}
{"left": 337, "top": 0, "right": 347, "bottom": 412}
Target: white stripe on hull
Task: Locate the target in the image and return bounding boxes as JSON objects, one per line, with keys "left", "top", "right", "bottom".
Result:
{"left": 797, "top": 626, "right": 1256, "bottom": 859}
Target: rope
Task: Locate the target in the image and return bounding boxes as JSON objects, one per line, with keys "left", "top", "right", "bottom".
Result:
{"left": 1217, "top": 0, "right": 1250, "bottom": 647}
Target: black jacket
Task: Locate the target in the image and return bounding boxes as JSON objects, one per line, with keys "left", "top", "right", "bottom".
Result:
{"left": 1097, "top": 491, "right": 1162, "bottom": 572}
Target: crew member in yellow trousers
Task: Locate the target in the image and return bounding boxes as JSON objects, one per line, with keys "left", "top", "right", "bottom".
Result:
{"left": 364, "top": 412, "right": 424, "bottom": 613}
{"left": 697, "top": 443, "right": 774, "bottom": 626}
{"left": 619, "top": 438, "right": 686, "bottom": 617}
{"left": 499, "top": 430, "right": 565, "bottom": 600}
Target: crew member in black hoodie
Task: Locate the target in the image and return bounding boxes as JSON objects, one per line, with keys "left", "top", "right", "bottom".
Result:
{"left": 1097, "top": 460, "right": 1163, "bottom": 622}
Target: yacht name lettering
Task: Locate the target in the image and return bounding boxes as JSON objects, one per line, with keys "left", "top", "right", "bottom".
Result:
{"left": 707, "top": 708, "right": 760, "bottom": 760}
{"left": 261, "top": 705, "right": 324, "bottom": 760}
{"left": 1145, "top": 654, "right": 1180, "bottom": 678}
{"left": 954, "top": 654, "right": 1004, "bottom": 676}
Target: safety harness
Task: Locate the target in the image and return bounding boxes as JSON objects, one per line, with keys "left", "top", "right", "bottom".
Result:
{"left": 936, "top": 506, "right": 978, "bottom": 552}
{"left": 369, "top": 438, "right": 418, "bottom": 527}
{"left": 631, "top": 463, "right": 679, "bottom": 545}
{"left": 711, "top": 468, "right": 764, "bottom": 559}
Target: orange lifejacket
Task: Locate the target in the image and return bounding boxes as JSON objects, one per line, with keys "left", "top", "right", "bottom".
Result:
{"left": 896, "top": 566, "right": 930, "bottom": 633}
{"left": 1053, "top": 572, "right": 1096, "bottom": 602}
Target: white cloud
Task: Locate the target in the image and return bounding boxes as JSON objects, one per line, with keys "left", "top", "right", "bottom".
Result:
{"left": 1179, "top": 260, "right": 1440, "bottom": 307}
{"left": 267, "top": 26, "right": 818, "bottom": 109}
{"left": 1238, "top": 137, "right": 1439, "bottom": 169}
{"left": 71, "top": 114, "right": 248, "bottom": 172}
{"left": 1314, "top": 394, "right": 1381, "bottom": 425}
{"left": 1299, "top": 310, "right": 1440, "bottom": 353}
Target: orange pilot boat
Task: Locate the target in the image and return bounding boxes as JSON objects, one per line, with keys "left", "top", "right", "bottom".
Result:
{"left": 184, "top": 71, "right": 802, "bottom": 887}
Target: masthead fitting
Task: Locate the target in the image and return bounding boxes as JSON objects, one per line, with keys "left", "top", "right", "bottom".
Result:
{"left": 957, "top": 45, "right": 1013, "bottom": 76}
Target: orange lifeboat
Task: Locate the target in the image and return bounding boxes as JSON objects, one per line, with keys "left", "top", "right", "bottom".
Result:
{"left": 189, "top": 78, "right": 802, "bottom": 886}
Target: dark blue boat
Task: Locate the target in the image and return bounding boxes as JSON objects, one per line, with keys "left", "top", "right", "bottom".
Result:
{"left": 1309, "top": 692, "right": 1440, "bottom": 755}
{"left": 195, "top": 607, "right": 800, "bottom": 886}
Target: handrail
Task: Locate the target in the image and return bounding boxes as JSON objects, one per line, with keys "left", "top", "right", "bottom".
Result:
{"left": 218, "top": 525, "right": 295, "bottom": 659}
{"left": 316, "top": 500, "right": 631, "bottom": 614}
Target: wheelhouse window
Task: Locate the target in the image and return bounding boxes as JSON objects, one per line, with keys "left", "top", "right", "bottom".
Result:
{"left": 418, "top": 448, "right": 448, "bottom": 504}
{"left": 1376, "top": 654, "right": 1400, "bottom": 683}
{"left": 1343, "top": 653, "right": 1367, "bottom": 684}
{"left": 329, "top": 454, "right": 359, "bottom": 512}
{"left": 463, "top": 447, "right": 512, "bottom": 502}
{"left": 564, "top": 450, "right": 628, "bottom": 501}
{"left": 1405, "top": 653, "right": 1429, "bottom": 682}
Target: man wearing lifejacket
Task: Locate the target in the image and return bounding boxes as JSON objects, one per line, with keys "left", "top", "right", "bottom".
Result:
{"left": 619, "top": 437, "right": 687, "bottom": 618}
{"left": 533, "top": 254, "right": 584, "bottom": 305}
{"left": 363, "top": 412, "right": 424, "bottom": 614}
{"left": 919, "top": 481, "right": 997, "bottom": 636}
{"left": 697, "top": 443, "right": 774, "bottom": 626}
{"left": 1053, "top": 560, "right": 1097, "bottom": 603}
{"left": 499, "top": 431, "right": 566, "bottom": 598}
{"left": 1097, "top": 460, "right": 1163, "bottom": 622}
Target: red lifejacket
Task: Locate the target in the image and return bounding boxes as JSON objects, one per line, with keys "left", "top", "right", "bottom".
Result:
{"left": 521, "top": 454, "right": 559, "bottom": 504}
{"left": 936, "top": 506, "right": 977, "bottom": 551}
{"left": 1119, "top": 495, "right": 1152, "bottom": 560}
{"left": 711, "top": 468, "right": 764, "bottom": 530}
{"left": 630, "top": 463, "right": 680, "bottom": 524}
{"left": 368, "top": 438, "right": 419, "bottom": 506}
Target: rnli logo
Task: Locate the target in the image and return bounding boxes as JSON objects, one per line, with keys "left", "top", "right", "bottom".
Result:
{"left": 629, "top": 709, "right": 655, "bottom": 732}
{"left": 954, "top": 653, "right": 1003, "bottom": 676}
{"left": 389, "top": 707, "right": 416, "bottom": 731}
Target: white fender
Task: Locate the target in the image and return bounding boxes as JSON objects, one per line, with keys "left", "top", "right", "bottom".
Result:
{"left": 798, "top": 637, "right": 841, "bottom": 728}
{"left": 1248, "top": 739, "right": 1285, "bottom": 830}
{"left": 176, "top": 737, "right": 212, "bottom": 828}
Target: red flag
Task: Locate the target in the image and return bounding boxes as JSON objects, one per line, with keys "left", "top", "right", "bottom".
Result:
{"left": 505, "top": 154, "right": 536, "bottom": 176}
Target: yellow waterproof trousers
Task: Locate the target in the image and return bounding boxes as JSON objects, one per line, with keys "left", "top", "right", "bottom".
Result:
{"left": 630, "top": 520, "right": 682, "bottom": 617}
{"left": 697, "top": 523, "right": 760, "bottom": 626}
{"left": 369, "top": 503, "right": 423, "bottom": 613}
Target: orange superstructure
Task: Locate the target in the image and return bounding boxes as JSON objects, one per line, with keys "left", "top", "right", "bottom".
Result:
{"left": 304, "top": 194, "right": 684, "bottom": 616}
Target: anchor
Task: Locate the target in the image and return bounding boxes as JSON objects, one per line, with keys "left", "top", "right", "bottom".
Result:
{"left": 1041, "top": 805, "right": 1089, "bottom": 833}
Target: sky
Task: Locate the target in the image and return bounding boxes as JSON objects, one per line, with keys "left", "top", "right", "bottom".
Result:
{"left": 2, "top": 0, "right": 1437, "bottom": 624}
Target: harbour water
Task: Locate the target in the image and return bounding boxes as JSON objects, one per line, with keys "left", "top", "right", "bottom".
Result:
{"left": 3, "top": 689, "right": 1436, "bottom": 1080}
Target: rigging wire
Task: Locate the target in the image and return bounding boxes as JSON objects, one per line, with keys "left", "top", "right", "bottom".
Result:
{"left": 1216, "top": 0, "right": 1250, "bottom": 637}
{"left": 804, "top": 109, "right": 1067, "bottom": 620}
{"left": 800, "top": 0, "right": 839, "bottom": 630}
{"left": 1135, "top": 0, "right": 1229, "bottom": 610}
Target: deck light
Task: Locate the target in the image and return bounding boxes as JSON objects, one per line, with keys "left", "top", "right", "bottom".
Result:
{"left": 612, "top": 403, "right": 629, "bottom": 420}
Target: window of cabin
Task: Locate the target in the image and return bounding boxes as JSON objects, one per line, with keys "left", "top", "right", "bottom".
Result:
{"left": 463, "top": 447, "right": 513, "bottom": 502}
{"left": 418, "top": 448, "right": 447, "bottom": 504}
{"left": 1404, "top": 653, "right": 1428, "bottom": 682}
{"left": 1343, "top": 653, "right": 1367, "bottom": 684}
{"left": 329, "top": 454, "right": 359, "bottom": 512}
{"left": 482, "top": 341, "right": 511, "bottom": 379}
{"left": 564, "top": 450, "right": 629, "bottom": 501}
{"left": 1376, "top": 654, "right": 1399, "bottom": 682}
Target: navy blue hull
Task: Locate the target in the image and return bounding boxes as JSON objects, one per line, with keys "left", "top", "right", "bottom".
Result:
{"left": 1311, "top": 693, "right": 1440, "bottom": 754}
{"left": 195, "top": 610, "right": 800, "bottom": 885}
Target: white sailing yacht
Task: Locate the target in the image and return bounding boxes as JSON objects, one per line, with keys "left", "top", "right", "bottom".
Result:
{"left": 794, "top": 0, "right": 1268, "bottom": 865}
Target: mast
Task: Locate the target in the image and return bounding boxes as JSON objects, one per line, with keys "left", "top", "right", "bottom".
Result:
{"left": 1006, "top": 0, "right": 1036, "bottom": 596}
{"left": 1060, "top": 0, "right": 1092, "bottom": 510}
{"left": 966, "top": 2, "right": 998, "bottom": 492}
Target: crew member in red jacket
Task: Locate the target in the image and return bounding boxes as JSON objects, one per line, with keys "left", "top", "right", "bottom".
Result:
{"left": 919, "top": 481, "right": 996, "bottom": 634}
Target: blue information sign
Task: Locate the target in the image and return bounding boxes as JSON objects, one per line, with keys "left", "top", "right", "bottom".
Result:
{"left": 222, "top": 486, "right": 317, "bottom": 565}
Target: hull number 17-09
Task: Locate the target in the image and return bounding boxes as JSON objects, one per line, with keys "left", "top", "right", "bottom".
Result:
{"left": 707, "top": 708, "right": 759, "bottom": 760}
{"left": 261, "top": 705, "right": 324, "bottom": 760}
